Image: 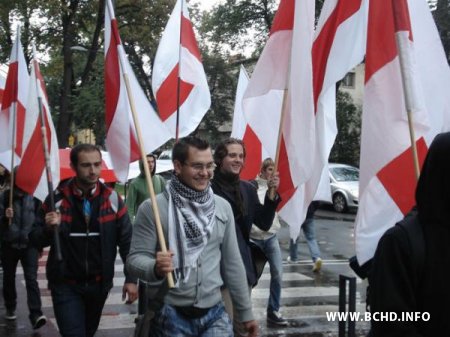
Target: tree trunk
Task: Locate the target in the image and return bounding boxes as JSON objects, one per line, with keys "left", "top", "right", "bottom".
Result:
{"left": 56, "top": 0, "right": 80, "bottom": 148}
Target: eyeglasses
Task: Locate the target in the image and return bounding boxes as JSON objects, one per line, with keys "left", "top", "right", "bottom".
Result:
{"left": 183, "top": 162, "right": 216, "bottom": 172}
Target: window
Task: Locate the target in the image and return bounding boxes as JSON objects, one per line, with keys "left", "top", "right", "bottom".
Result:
{"left": 341, "top": 72, "right": 356, "bottom": 88}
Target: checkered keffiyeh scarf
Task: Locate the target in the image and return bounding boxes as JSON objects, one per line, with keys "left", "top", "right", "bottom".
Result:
{"left": 167, "top": 175, "right": 216, "bottom": 285}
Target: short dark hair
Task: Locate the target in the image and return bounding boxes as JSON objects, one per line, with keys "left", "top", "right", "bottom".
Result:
{"left": 172, "top": 136, "right": 210, "bottom": 164}
{"left": 214, "top": 138, "right": 246, "bottom": 167}
{"left": 70, "top": 144, "right": 102, "bottom": 166}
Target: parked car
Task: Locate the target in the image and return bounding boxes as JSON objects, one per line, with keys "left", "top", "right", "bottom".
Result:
{"left": 329, "top": 163, "right": 359, "bottom": 213}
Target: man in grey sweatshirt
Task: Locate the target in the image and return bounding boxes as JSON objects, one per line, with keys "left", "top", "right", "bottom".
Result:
{"left": 126, "top": 136, "right": 258, "bottom": 337}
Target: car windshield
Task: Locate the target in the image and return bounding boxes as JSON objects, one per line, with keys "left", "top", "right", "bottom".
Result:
{"left": 158, "top": 152, "right": 171, "bottom": 160}
{"left": 331, "top": 167, "right": 359, "bottom": 182}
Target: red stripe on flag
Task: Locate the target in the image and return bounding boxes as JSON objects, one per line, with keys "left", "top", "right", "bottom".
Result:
{"left": 240, "top": 125, "right": 262, "bottom": 180}
{"left": 377, "top": 137, "right": 428, "bottom": 215}
{"left": 0, "top": 89, "right": 4, "bottom": 103}
{"left": 312, "top": 0, "right": 362, "bottom": 112}
{"left": 155, "top": 64, "right": 194, "bottom": 121}
{"left": 2, "top": 62, "right": 18, "bottom": 111}
{"left": 129, "top": 126, "right": 140, "bottom": 162}
{"left": 392, "top": 0, "right": 413, "bottom": 40}
{"left": 276, "top": 136, "right": 296, "bottom": 210}
{"left": 365, "top": 0, "right": 398, "bottom": 82}
{"left": 270, "top": 0, "right": 295, "bottom": 35}
{"left": 105, "top": 19, "right": 121, "bottom": 130}
{"left": 15, "top": 103, "right": 26, "bottom": 156}
{"left": 181, "top": 15, "right": 202, "bottom": 61}
{"left": 15, "top": 115, "right": 48, "bottom": 195}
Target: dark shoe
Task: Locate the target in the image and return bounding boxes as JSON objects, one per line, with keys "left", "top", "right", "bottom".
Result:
{"left": 32, "top": 315, "right": 47, "bottom": 329}
{"left": 5, "top": 309, "right": 16, "bottom": 320}
{"left": 267, "top": 311, "right": 288, "bottom": 326}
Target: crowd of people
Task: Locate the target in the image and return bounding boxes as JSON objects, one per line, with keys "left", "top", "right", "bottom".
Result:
{"left": 4, "top": 131, "right": 444, "bottom": 336}
{"left": 0, "top": 138, "right": 325, "bottom": 337}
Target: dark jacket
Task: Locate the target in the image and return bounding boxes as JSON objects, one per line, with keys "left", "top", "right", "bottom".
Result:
{"left": 212, "top": 179, "right": 279, "bottom": 286}
{"left": 370, "top": 132, "right": 450, "bottom": 336}
{"left": 30, "top": 179, "right": 136, "bottom": 291}
{"left": 0, "top": 189, "right": 41, "bottom": 249}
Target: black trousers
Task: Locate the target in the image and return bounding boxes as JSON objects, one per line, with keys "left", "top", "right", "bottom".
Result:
{"left": 1, "top": 243, "right": 43, "bottom": 322}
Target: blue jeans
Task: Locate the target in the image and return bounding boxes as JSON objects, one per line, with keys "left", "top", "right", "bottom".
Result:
{"left": 290, "top": 217, "right": 321, "bottom": 262}
{"left": 250, "top": 234, "right": 282, "bottom": 313}
{"left": 50, "top": 282, "right": 109, "bottom": 337}
{"left": 1, "top": 244, "right": 43, "bottom": 323}
{"left": 150, "top": 302, "right": 232, "bottom": 337}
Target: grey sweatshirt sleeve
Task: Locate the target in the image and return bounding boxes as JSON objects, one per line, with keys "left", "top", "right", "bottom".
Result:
{"left": 126, "top": 199, "right": 165, "bottom": 286}
{"left": 219, "top": 199, "right": 255, "bottom": 323}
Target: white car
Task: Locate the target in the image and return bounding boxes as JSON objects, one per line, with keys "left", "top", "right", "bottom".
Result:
{"left": 329, "top": 163, "right": 359, "bottom": 213}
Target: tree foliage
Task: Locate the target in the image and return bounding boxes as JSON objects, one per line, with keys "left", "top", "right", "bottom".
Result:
{"left": 329, "top": 91, "right": 361, "bottom": 167}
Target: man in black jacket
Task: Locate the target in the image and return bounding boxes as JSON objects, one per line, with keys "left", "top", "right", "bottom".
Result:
{"left": 30, "top": 144, "right": 138, "bottom": 337}
{"left": 0, "top": 182, "right": 46, "bottom": 329}
{"left": 212, "top": 138, "right": 281, "bottom": 335}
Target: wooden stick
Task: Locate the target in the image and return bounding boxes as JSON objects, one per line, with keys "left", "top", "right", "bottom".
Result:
{"left": 175, "top": 0, "right": 184, "bottom": 142}
{"left": 107, "top": 0, "right": 174, "bottom": 287}
{"left": 32, "top": 45, "right": 62, "bottom": 261}
{"left": 392, "top": 0, "right": 420, "bottom": 181}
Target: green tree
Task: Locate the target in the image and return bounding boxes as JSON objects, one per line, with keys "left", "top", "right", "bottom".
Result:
{"left": 432, "top": 0, "right": 450, "bottom": 64}
{"left": 329, "top": 91, "right": 361, "bottom": 166}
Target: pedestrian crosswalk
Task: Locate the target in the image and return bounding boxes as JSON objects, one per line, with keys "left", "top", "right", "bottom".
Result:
{"left": 16, "top": 250, "right": 368, "bottom": 336}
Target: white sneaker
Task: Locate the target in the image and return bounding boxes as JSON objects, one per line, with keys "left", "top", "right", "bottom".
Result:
{"left": 286, "top": 256, "right": 300, "bottom": 264}
{"left": 312, "top": 258, "right": 323, "bottom": 272}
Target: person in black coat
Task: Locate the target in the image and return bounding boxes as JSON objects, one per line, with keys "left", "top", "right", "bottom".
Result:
{"left": 369, "top": 132, "right": 450, "bottom": 336}
{"left": 211, "top": 138, "right": 281, "bottom": 335}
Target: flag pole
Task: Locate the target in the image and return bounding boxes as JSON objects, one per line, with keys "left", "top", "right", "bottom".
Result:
{"left": 8, "top": 25, "right": 21, "bottom": 226}
{"left": 268, "top": 49, "right": 293, "bottom": 200}
{"left": 106, "top": 2, "right": 174, "bottom": 288}
{"left": 175, "top": 0, "right": 184, "bottom": 142}
{"left": 392, "top": 0, "right": 420, "bottom": 181}
{"left": 32, "top": 44, "right": 62, "bottom": 261}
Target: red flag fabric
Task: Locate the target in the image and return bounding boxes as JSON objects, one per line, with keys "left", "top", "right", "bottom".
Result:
{"left": 0, "top": 27, "right": 30, "bottom": 168}
{"left": 104, "top": 0, "right": 171, "bottom": 182}
{"left": 152, "top": 0, "right": 211, "bottom": 138}
{"left": 15, "top": 48, "right": 60, "bottom": 201}
{"left": 58, "top": 149, "right": 117, "bottom": 183}
{"left": 355, "top": 0, "right": 450, "bottom": 264}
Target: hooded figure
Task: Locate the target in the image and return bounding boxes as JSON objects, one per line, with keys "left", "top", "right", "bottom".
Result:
{"left": 126, "top": 154, "right": 166, "bottom": 220}
{"left": 369, "top": 132, "right": 450, "bottom": 336}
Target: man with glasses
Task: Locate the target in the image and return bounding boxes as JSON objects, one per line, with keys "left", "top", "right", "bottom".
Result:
{"left": 211, "top": 138, "right": 281, "bottom": 335}
{"left": 127, "top": 136, "right": 258, "bottom": 337}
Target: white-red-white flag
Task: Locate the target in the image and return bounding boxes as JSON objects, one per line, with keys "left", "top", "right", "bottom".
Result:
{"left": 355, "top": 0, "right": 450, "bottom": 264}
{"left": 282, "top": 0, "right": 368, "bottom": 239}
{"left": 230, "top": 65, "right": 263, "bottom": 180}
{"left": 15, "top": 46, "right": 60, "bottom": 201}
{"left": 0, "top": 27, "right": 30, "bottom": 168}
{"left": 152, "top": 0, "right": 211, "bottom": 139}
{"left": 242, "top": 0, "right": 315, "bottom": 238}
{"left": 105, "top": 0, "right": 171, "bottom": 182}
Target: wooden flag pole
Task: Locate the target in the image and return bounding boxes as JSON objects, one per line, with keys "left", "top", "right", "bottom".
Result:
{"left": 7, "top": 25, "right": 21, "bottom": 226}
{"left": 392, "top": 0, "right": 420, "bottom": 181}
{"left": 106, "top": 4, "right": 175, "bottom": 285}
{"left": 7, "top": 102, "right": 16, "bottom": 226}
{"left": 268, "top": 42, "right": 293, "bottom": 200}
{"left": 175, "top": 0, "right": 184, "bottom": 142}
{"left": 32, "top": 44, "right": 62, "bottom": 261}
{"left": 122, "top": 72, "right": 174, "bottom": 288}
